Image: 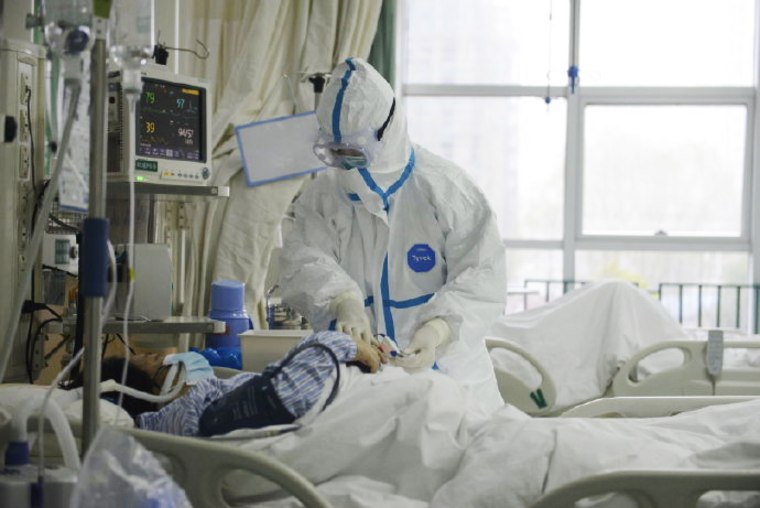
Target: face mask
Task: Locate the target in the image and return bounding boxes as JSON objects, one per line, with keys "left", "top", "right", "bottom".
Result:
{"left": 163, "top": 351, "right": 214, "bottom": 385}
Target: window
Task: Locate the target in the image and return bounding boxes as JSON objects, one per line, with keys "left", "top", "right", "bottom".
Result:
{"left": 582, "top": 105, "right": 747, "bottom": 237}
{"left": 405, "top": 0, "right": 569, "bottom": 86}
{"left": 580, "top": 0, "right": 755, "bottom": 87}
{"left": 400, "top": 0, "right": 760, "bottom": 328}
{"left": 406, "top": 97, "right": 566, "bottom": 239}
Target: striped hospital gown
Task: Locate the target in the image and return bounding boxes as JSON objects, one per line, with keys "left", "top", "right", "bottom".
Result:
{"left": 137, "top": 331, "right": 358, "bottom": 436}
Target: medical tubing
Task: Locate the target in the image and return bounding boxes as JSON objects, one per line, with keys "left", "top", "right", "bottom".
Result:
{"left": 100, "top": 364, "right": 187, "bottom": 404}
{"left": 116, "top": 91, "right": 139, "bottom": 423}
{"left": 160, "top": 364, "right": 179, "bottom": 395}
{"left": 0, "top": 82, "right": 82, "bottom": 382}
{"left": 102, "top": 240, "right": 117, "bottom": 320}
{"left": 38, "top": 345, "right": 86, "bottom": 476}
{"left": 11, "top": 395, "right": 81, "bottom": 472}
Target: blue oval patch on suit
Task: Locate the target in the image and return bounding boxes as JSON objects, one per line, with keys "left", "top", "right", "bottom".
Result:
{"left": 407, "top": 244, "right": 436, "bottom": 273}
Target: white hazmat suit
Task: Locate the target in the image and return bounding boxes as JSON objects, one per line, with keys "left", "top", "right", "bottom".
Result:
{"left": 279, "top": 58, "right": 506, "bottom": 412}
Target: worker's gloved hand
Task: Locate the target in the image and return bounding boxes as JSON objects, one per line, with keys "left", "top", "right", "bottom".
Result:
{"left": 331, "top": 292, "right": 373, "bottom": 345}
{"left": 393, "top": 318, "right": 451, "bottom": 373}
{"left": 353, "top": 340, "right": 383, "bottom": 373}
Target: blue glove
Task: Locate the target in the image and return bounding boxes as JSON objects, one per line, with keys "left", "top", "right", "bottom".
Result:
{"left": 164, "top": 351, "right": 215, "bottom": 385}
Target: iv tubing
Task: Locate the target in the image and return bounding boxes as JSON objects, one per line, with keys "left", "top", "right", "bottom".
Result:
{"left": 160, "top": 363, "right": 179, "bottom": 395}
{"left": 100, "top": 364, "right": 187, "bottom": 404}
{"left": 37, "top": 345, "right": 86, "bottom": 476}
{"left": 11, "top": 396, "right": 81, "bottom": 471}
{"left": 115, "top": 91, "right": 139, "bottom": 424}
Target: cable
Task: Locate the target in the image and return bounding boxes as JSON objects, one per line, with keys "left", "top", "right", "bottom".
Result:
{"left": 48, "top": 213, "right": 79, "bottom": 233}
{"left": 43, "top": 304, "right": 61, "bottom": 320}
{"left": 44, "top": 333, "right": 74, "bottom": 363}
{"left": 26, "top": 317, "right": 62, "bottom": 382}
{"left": 25, "top": 307, "right": 35, "bottom": 382}
{"left": 0, "top": 81, "right": 82, "bottom": 382}
{"left": 42, "top": 264, "right": 77, "bottom": 277}
{"left": 25, "top": 270, "right": 37, "bottom": 382}
{"left": 25, "top": 86, "right": 36, "bottom": 193}
{"left": 21, "top": 302, "right": 62, "bottom": 378}
{"left": 113, "top": 333, "right": 135, "bottom": 355}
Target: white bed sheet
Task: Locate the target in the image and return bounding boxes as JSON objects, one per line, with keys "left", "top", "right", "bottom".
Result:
{"left": 206, "top": 364, "right": 760, "bottom": 508}
{"left": 488, "top": 280, "right": 691, "bottom": 410}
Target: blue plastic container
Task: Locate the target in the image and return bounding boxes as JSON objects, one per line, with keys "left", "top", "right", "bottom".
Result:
{"left": 192, "top": 347, "right": 242, "bottom": 370}
{"left": 206, "top": 279, "right": 252, "bottom": 351}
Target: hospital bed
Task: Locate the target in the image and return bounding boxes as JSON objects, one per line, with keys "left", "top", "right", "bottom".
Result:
{"left": 123, "top": 419, "right": 760, "bottom": 508}
{"left": 530, "top": 469, "right": 760, "bottom": 508}
{"left": 121, "top": 427, "right": 331, "bottom": 508}
{"left": 129, "top": 393, "right": 760, "bottom": 508}
{"left": 2, "top": 376, "right": 759, "bottom": 508}
{"left": 487, "top": 335, "right": 760, "bottom": 416}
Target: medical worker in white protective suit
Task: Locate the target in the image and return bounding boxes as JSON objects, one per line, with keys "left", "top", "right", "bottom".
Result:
{"left": 279, "top": 58, "right": 506, "bottom": 413}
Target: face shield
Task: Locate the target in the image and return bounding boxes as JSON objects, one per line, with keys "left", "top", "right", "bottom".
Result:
{"left": 314, "top": 99, "right": 396, "bottom": 170}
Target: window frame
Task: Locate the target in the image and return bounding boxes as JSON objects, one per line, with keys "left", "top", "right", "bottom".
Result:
{"left": 397, "top": 0, "right": 760, "bottom": 286}
{"left": 574, "top": 87, "right": 755, "bottom": 247}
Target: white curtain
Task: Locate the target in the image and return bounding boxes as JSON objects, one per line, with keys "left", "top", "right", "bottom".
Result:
{"left": 176, "top": 1, "right": 382, "bottom": 331}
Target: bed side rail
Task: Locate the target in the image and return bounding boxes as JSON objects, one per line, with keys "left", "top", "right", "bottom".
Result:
{"left": 530, "top": 469, "right": 760, "bottom": 508}
{"left": 486, "top": 336, "right": 558, "bottom": 416}
{"left": 611, "top": 340, "right": 760, "bottom": 397}
{"left": 560, "top": 395, "right": 758, "bottom": 418}
{"left": 121, "top": 426, "right": 332, "bottom": 508}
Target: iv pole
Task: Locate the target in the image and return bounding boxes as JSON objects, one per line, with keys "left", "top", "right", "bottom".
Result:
{"left": 81, "top": 8, "right": 110, "bottom": 453}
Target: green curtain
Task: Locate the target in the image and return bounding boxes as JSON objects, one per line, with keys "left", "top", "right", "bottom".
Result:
{"left": 368, "top": 0, "right": 396, "bottom": 86}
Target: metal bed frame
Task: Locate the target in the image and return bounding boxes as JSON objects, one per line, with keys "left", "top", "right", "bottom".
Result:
{"left": 487, "top": 336, "right": 760, "bottom": 416}
{"left": 121, "top": 396, "right": 760, "bottom": 508}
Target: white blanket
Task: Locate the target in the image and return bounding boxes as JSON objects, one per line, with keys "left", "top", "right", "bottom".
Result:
{"left": 488, "top": 279, "right": 688, "bottom": 410}
{"left": 213, "top": 365, "right": 760, "bottom": 508}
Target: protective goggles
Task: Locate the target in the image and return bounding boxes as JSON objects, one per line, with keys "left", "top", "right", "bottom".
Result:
{"left": 313, "top": 128, "right": 379, "bottom": 170}
{"left": 313, "top": 99, "right": 396, "bottom": 170}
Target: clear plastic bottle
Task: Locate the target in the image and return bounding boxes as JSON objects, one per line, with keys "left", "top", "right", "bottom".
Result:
{"left": 109, "top": 0, "right": 154, "bottom": 96}
{"left": 42, "top": 0, "right": 93, "bottom": 80}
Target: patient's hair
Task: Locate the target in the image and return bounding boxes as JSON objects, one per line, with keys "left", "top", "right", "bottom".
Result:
{"left": 63, "top": 357, "right": 159, "bottom": 417}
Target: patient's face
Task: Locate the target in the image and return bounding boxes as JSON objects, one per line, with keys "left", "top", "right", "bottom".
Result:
{"left": 129, "top": 352, "right": 168, "bottom": 390}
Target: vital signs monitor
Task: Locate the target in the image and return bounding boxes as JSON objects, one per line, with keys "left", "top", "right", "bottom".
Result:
{"left": 107, "top": 66, "right": 213, "bottom": 186}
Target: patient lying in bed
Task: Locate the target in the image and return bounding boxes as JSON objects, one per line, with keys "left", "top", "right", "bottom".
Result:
{"left": 64, "top": 331, "right": 382, "bottom": 437}
{"left": 489, "top": 279, "right": 690, "bottom": 411}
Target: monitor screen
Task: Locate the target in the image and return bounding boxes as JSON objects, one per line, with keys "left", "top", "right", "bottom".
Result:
{"left": 136, "top": 78, "right": 206, "bottom": 162}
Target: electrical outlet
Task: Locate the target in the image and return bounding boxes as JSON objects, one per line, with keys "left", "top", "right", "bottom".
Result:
{"left": 18, "top": 182, "right": 30, "bottom": 212}
{"left": 19, "top": 223, "right": 28, "bottom": 248}
{"left": 19, "top": 67, "right": 31, "bottom": 104}
{"left": 178, "top": 203, "right": 187, "bottom": 228}
{"left": 19, "top": 144, "right": 30, "bottom": 179}
{"left": 18, "top": 109, "right": 28, "bottom": 143}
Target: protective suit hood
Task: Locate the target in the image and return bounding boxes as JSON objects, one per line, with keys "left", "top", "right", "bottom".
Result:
{"left": 316, "top": 58, "right": 411, "bottom": 176}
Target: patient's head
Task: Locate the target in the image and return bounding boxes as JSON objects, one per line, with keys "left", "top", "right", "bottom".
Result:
{"left": 64, "top": 354, "right": 167, "bottom": 417}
